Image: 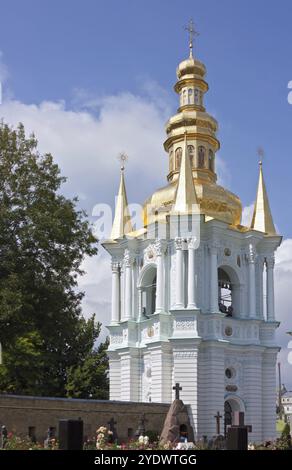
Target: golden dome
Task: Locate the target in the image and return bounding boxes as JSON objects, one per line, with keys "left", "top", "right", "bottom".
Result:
{"left": 142, "top": 179, "right": 242, "bottom": 227}
{"left": 142, "top": 51, "right": 242, "bottom": 229}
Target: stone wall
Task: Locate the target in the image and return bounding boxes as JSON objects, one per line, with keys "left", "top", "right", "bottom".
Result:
{"left": 0, "top": 395, "right": 170, "bottom": 443}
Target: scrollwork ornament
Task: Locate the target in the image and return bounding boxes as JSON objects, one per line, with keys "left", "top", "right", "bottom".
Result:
{"left": 154, "top": 239, "right": 167, "bottom": 257}
{"left": 124, "top": 249, "right": 133, "bottom": 267}
{"left": 247, "top": 244, "right": 256, "bottom": 264}
{"left": 175, "top": 237, "right": 184, "bottom": 250}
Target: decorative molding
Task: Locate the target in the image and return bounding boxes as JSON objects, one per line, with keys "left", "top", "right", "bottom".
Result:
{"left": 124, "top": 249, "right": 133, "bottom": 267}
{"left": 111, "top": 260, "right": 120, "bottom": 272}
{"left": 266, "top": 254, "right": 275, "bottom": 269}
{"left": 173, "top": 350, "right": 198, "bottom": 359}
{"left": 175, "top": 317, "right": 195, "bottom": 331}
{"left": 226, "top": 384, "right": 238, "bottom": 392}
{"left": 175, "top": 237, "right": 184, "bottom": 250}
{"left": 187, "top": 237, "right": 197, "bottom": 250}
{"left": 247, "top": 244, "right": 256, "bottom": 264}
{"left": 154, "top": 239, "right": 167, "bottom": 256}
{"left": 110, "top": 333, "right": 123, "bottom": 344}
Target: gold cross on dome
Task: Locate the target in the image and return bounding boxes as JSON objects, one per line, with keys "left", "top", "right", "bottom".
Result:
{"left": 117, "top": 152, "right": 128, "bottom": 171}
{"left": 185, "top": 19, "right": 199, "bottom": 58}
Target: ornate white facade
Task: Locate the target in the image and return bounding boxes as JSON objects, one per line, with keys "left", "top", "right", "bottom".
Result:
{"left": 103, "top": 41, "right": 281, "bottom": 441}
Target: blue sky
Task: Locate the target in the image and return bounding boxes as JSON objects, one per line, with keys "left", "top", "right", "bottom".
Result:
{"left": 0, "top": 0, "right": 292, "bottom": 387}
{"left": 1, "top": 0, "right": 292, "bottom": 236}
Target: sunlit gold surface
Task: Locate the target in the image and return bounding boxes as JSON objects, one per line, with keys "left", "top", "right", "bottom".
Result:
{"left": 251, "top": 162, "right": 276, "bottom": 235}
{"left": 172, "top": 133, "right": 198, "bottom": 213}
{"left": 110, "top": 170, "right": 133, "bottom": 240}
{"left": 142, "top": 178, "right": 242, "bottom": 227}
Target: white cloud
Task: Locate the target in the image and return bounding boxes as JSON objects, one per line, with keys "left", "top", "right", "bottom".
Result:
{"left": 275, "top": 239, "right": 292, "bottom": 389}
{"left": 0, "top": 86, "right": 172, "bottom": 343}
{"left": 1, "top": 69, "right": 291, "bottom": 388}
{"left": 242, "top": 203, "right": 254, "bottom": 227}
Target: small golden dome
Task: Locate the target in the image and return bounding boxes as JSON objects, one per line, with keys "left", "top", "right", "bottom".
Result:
{"left": 142, "top": 50, "right": 242, "bottom": 230}
{"left": 177, "top": 57, "right": 206, "bottom": 80}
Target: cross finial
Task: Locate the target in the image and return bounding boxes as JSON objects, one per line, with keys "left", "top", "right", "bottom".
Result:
{"left": 117, "top": 152, "right": 128, "bottom": 172}
{"left": 257, "top": 147, "right": 264, "bottom": 166}
{"left": 185, "top": 19, "right": 199, "bottom": 58}
{"left": 173, "top": 382, "right": 182, "bottom": 400}
{"left": 214, "top": 411, "right": 223, "bottom": 435}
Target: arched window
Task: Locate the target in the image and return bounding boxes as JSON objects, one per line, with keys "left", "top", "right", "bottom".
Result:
{"left": 175, "top": 147, "right": 182, "bottom": 169}
{"left": 218, "top": 267, "right": 233, "bottom": 316}
{"left": 198, "top": 146, "right": 205, "bottom": 168}
{"left": 169, "top": 150, "right": 173, "bottom": 172}
{"left": 187, "top": 88, "right": 193, "bottom": 104}
{"left": 140, "top": 266, "right": 157, "bottom": 316}
{"left": 194, "top": 88, "right": 200, "bottom": 105}
{"left": 182, "top": 89, "right": 187, "bottom": 105}
{"left": 188, "top": 145, "right": 195, "bottom": 167}
{"left": 209, "top": 149, "right": 214, "bottom": 171}
{"left": 218, "top": 266, "right": 240, "bottom": 317}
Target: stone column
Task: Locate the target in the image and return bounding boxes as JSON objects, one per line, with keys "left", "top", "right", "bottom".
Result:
{"left": 210, "top": 244, "right": 218, "bottom": 313}
{"left": 111, "top": 261, "right": 120, "bottom": 324}
{"left": 124, "top": 249, "right": 132, "bottom": 320}
{"left": 175, "top": 237, "right": 184, "bottom": 308}
{"left": 187, "top": 237, "right": 197, "bottom": 309}
{"left": 266, "top": 255, "right": 275, "bottom": 322}
{"left": 155, "top": 240, "right": 166, "bottom": 312}
{"left": 248, "top": 244, "right": 256, "bottom": 318}
{"left": 137, "top": 286, "right": 143, "bottom": 321}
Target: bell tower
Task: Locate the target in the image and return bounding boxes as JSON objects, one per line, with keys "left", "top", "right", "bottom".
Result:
{"left": 102, "top": 25, "right": 281, "bottom": 442}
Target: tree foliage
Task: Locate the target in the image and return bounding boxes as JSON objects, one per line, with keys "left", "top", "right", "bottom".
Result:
{"left": 0, "top": 122, "right": 108, "bottom": 398}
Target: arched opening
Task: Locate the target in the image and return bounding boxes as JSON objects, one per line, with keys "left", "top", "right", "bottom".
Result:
{"left": 208, "top": 149, "right": 214, "bottom": 171}
{"left": 140, "top": 265, "right": 157, "bottom": 317}
{"left": 169, "top": 150, "right": 174, "bottom": 172}
{"left": 194, "top": 88, "right": 200, "bottom": 105}
{"left": 218, "top": 266, "right": 241, "bottom": 317}
{"left": 182, "top": 89, "right": 187, "bottom": 105}
{"left": 188, "top": 145, "right": 195, "bottom": 167}
{"left": 198, "top": 146, "right": 205, "bottom": 168}
{"left": 187, "top": 88, "right": 193, "bottom": 104}
{"left": 175, "top": 147, "right": 182, "bottom": 170}
{"left": 224, "top": 396, "right": 245, "bottom": 436}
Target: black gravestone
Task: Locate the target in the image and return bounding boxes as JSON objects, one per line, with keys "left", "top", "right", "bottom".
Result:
{"left": 59, "top": 419, "right": 83, "bottom": 450}
{"left": 226, "top": 412, "right": 251, "bottom": 450}
{"left": 227, "top": 427, "right": 248, "bottom": 450}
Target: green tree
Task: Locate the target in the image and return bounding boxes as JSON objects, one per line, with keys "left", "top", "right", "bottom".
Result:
{"left": 66, "top": 338, "right": 109, "bottom": 399}
{"left": 0, "top": 122, "right": 108, "bottom": 398}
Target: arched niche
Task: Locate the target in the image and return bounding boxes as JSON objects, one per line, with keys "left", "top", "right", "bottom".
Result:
{"left": 218, "top": 265, "right": 241, "bottom": 318}
{"left": 138, "top": 264, "right": 157, "bottom": 316}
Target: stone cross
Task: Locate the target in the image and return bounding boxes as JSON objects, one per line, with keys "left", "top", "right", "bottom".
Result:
{"left": 214, "top": 411, "right": 223, "bottom": 435}
{"left": 173, "top": 382, "right": 182, "bottom": 400}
